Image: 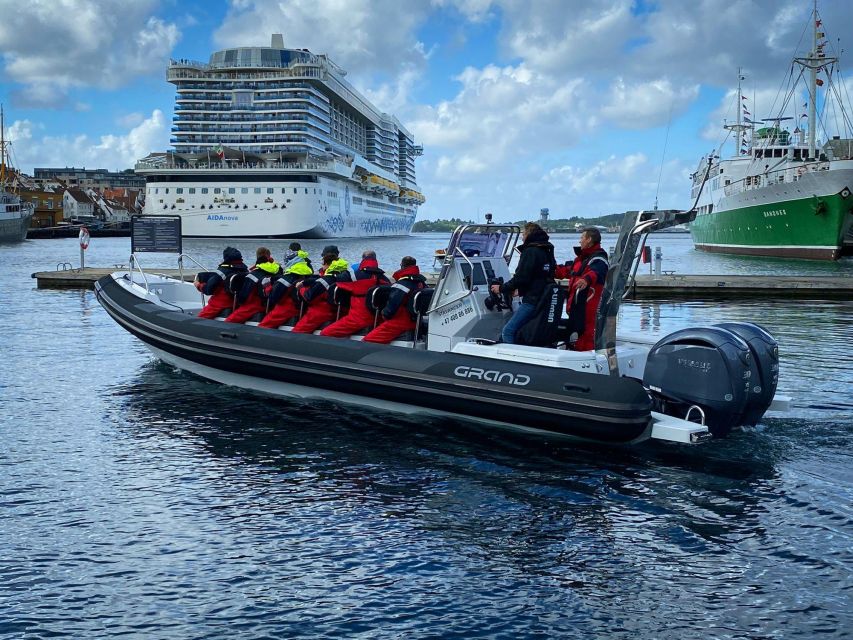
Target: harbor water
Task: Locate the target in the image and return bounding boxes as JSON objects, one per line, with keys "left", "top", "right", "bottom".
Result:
{"left": 1, "top": 234, "right": 851, "bottom": 638}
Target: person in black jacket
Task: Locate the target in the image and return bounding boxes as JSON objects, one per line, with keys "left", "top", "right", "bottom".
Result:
{"left": 195, "top": 247, "right": 248, "bottom": 319}
{"left": 489, "top": 222, "right": 555, "bottom": 344}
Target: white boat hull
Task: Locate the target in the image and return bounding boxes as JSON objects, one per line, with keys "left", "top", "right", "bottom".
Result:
{"left": 143, "top": 175, "right": 417, "bottom": 238}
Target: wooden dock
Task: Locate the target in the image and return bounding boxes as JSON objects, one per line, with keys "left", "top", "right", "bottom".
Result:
{"left": 31, "top": 267, "right": 852, "bottom": 300}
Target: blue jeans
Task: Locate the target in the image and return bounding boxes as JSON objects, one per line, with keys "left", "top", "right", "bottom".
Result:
{"left": 501, "top": 301, "right": 537, "bottom": 344}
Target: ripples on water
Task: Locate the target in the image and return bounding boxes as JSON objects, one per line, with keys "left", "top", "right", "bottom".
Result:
{"left": 0, "top": 237, "right": 851, "bottom": 638}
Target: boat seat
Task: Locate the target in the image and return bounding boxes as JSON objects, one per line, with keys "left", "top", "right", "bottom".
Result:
{"left": 411, "top": 288, "right": 434, "bottom": 343}
{"left": 331, "top": 286, "right": 351, "bottom": 321}
{"left": 366, "top": 285, "right": 394, "bottom": 330}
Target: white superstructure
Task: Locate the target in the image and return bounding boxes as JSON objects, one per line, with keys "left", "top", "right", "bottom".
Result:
{"left": 136, "top": 35, "right": 425, "bottom": 238}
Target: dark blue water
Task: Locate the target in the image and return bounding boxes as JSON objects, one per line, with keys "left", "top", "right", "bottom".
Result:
{"left": 1, "top": 236, "right": 851, "bottom": 638}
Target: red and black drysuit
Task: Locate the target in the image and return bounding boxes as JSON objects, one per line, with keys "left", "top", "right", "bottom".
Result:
{"left": 363, "top": 265, "right": 426, "bottom": 344}
{"left": 196, "top": 259, "right": 248, "bottom": 319}
{"left": 555, "top": 243, "right": 609, "bottom": 351}
{"left": 224, "top": 261, "right": 281, "bottom": 324}
{"left": 257, "top": 273, "right": 304, "bottom": 329}
{"left": 291, "top": 265, "right": 352, "bottom": 334}
{"left": 319, "top": 258, "right": 390, "bottom": 338}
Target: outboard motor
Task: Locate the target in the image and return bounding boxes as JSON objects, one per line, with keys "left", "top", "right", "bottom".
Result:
{"left": 715, "top": 322, "right": 779, "bottom": 426}
{"left": 643, "top": 327, "right": 757, "bottom": 437}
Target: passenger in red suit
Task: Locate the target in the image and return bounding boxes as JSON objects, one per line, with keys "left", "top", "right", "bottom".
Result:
{"left": 258, "top": 248, "right": 314, "bottom": 329}
{"left": 195, "top": 247, "right": 247, "bottom": 319}
{"left": 363, "top": 256, "right": 426, "bottom": 344}
{"left": 319, "top": 250, "right": 390, "bottom": 338}
{"left": 224, "top": 247, "right": 281, "bottom": 323}
{"left": 554, "top": 227, "right": 609, "bottom": 351}
{"left": 291, "top": 246, "right": 351, "bottom": 334}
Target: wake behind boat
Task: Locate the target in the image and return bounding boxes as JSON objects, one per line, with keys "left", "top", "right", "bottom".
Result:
{"left": 690, "top": 3, "right": 853, "bottom": 260}
{"left": 95, "top": 208, "right": 789, "bottom": 447}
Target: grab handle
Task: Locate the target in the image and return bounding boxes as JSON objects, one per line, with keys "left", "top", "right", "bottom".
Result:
{"left": 563, "top": 383, "right": 591, "bottom": 393}
{"left": 219, "top": 331, "right": 238, "bottom": 340}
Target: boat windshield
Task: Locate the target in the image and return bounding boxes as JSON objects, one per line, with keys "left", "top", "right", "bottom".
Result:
{"left": 445, "top": 224, "right": 519, "bottom": 263}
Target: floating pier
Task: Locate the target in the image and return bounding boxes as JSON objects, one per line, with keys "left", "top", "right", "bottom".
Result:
{"left": 30, "top": 267, "right": 853, "bottom": 300}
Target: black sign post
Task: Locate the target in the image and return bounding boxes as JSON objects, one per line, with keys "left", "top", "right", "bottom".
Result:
{"left": 131, "top": 215, "right": 183, "bottom": 254}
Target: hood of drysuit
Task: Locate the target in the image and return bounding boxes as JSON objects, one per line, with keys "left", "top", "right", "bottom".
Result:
{"left": 324, "top": 258, "right": 350, "bottom": 276}
{"left": 255, "top": 261, "right": 280, "bottom": 275}
{"left": 297, "top": 249, "right": 310, "bottom": 261}
{"left": 284, "top": 255, "right": 313, "bottom": 275}
{"left": 392, "top": 265, "right": 420, "bottom": 280}
{"left": 358, "top": 257, "right": 382, "bottom": 272}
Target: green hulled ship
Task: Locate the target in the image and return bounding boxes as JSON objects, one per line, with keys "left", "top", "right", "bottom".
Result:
{"left": 690, "top": 3, "right": 853, "bottom": 261}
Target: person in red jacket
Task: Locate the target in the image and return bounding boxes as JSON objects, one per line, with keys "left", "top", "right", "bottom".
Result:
{"left": 320, "top": 250, "right": 390, "bottom": 338}
{"left": 258, "top": 247, "right": 314, "bottom": 329}
{"left": 363, "top": 256, "right": 426, "bottom": 344}
{"left": 224, "top": 247, "right": 281, "bottom": 323}
{"left": 555, "top": 227, "right": 609, "bottom": 351}
{"left": 291, "top": 246, "right": 351, "bottom": 334}
{"left": 195, "top": 247, "right": 248, "bottom": 319}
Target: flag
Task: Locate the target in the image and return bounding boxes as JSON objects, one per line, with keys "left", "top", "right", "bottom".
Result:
{"left": 817, "top": 31, "right": 825, "bottom": 38}
{"left": 743, "top": 109, "right": 751, "bottom": 115}
{"left": 816, "top": 78, "right": 824, "bottom": 86}
{"left": 816, "top": 19, "right": 822, "bottom": 27}
{"left": 741, "top": 95, "right": 748, "bottom": 100}
{"left": 801, "top": 113, "right": 808, "bottom": 118}
{"left": 215, "top": 144, "right": 224, "bottom": 159}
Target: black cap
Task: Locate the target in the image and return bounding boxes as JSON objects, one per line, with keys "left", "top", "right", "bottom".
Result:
{"left": 322, "top": 245, "right": 339, "bottom": 256}
{"left": 223, "top": 246, "right": 242, "bottom": 262}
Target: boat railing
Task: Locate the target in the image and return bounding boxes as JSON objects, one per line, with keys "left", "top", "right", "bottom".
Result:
{"left": 723, "top": 160, "right": 832, "bottom": 197}
{"left": 128, "top": 253, "right": 151, "bottom": 294}
{"left": 177, "top": 254, "right": 209, "bottom": 284}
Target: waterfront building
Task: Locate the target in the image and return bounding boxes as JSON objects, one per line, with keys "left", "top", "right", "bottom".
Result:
{"left": 135, "top": 34, "right": 425, "bottom": 238}
{"left": 63, "top": 188, "right": 96, "bottom": 221}
{"left": 34, "top": 167, "right": 145, "bottom": 190}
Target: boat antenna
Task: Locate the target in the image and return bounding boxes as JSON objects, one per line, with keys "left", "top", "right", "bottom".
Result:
{"left": 653, "top": 100, "right": 674, "bottom": 210}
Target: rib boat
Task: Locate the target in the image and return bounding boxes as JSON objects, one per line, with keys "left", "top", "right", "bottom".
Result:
{"left": 96, "top": 209, "right": 789, "bottom": 446}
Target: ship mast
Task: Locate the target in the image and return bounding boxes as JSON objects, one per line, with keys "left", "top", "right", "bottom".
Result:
{"left": 724, "top": 68, "right": 750, "bottom": 157}
{"left": 1, "top": 105, "right": 5, "bottom": 186}
{"left": 794, "top": 0, "right": 835, "bottom": 159}
{"left": 808, "top": 0, "right": 818, "bottom": 158}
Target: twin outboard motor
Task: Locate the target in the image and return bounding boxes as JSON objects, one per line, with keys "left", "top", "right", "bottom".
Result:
{"left": 643, "top": 323, "right": 778, "bottom": 437}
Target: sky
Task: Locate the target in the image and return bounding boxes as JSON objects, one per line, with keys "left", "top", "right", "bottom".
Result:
{"left": 1, "top": 0, "right": 851, "bottom": 221}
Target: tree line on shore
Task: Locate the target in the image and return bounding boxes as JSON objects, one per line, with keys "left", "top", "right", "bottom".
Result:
{"left": 412, "top": 213, "right": 625, "bottom": 233}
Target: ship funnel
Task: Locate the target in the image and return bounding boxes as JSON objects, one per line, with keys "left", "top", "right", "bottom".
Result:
{"left": 271, "top": 34, "right": 284, "bottom": 49}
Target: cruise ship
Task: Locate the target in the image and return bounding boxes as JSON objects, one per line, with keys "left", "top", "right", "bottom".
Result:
{"left": 135, "top": 35, "right": 425, "bottom": 238}
{"left": 689, "top": 5, "right": 853, "bottom": 260}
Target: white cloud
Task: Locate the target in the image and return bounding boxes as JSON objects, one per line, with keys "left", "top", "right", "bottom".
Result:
{"left": 7, "top": 110, "right": 168, "bottom": 172}
{"left": 214, "top": 0, "right": 430, "bottom": 78}
{"left": 600, "top": 78, "right": 699, "bottom": 129}
{"left": 0, "top": 0, "right": 180, "bottom": 108}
